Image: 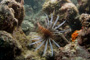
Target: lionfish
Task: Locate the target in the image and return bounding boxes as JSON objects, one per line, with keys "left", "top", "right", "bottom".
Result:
{"left": 29, "top": 13, "right": 69, "bottom": 56}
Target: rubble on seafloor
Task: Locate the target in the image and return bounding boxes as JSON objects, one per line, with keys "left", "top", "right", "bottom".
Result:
{"left": 0, "top": 0, "right": 90, "bottom": 60}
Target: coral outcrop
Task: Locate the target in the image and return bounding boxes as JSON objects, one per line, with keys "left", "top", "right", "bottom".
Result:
{"left": 55, "top": 43, "right": 90, "bottom": 60}
{"left": 0, "top": 0, "right": 29, "bottom": 60}
{"left": 0, "top": 0, "right": 25, "bottom": 33}
{"left": 0, "top": 4, "right": 18, "bottom": 33}
{"left": 42, "top": 0, "right": 82, "bottom": 31}
{"left": 0, "top": 0, "right": 47, "bottom": 60}
{"left": 1, "top": 0, "right": 25, "bottom": 26}
{"left": 77, "top": 0, "right": 90, "bottom": 14}
{"left": 0, "top": 31, "right": 21, "bottom": 60}
{"left": 78, "top": 14, "right": 90, "bottom": 53}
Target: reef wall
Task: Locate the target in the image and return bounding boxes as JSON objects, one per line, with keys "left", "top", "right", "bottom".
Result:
{"left": 0, "top": 0, "right": 29, "bottom": 60}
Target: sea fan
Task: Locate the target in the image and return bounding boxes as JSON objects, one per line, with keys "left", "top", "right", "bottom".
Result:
{"left": 29, "top": 13, "right": 69, "bottom": 56}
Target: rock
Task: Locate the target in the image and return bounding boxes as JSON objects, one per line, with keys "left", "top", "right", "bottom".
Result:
{"left": 0, "top": 31, "right": 21, "bottom": 60}
{"left": 0, "top": 4, "right": 18, "bottom": 33}
{"left": 0, "top": 0, "right": 25, "bottom": 33}
{"left": 77, "top": 13, "right": 90, "bottom": 53}
{"left": 79, "top": 13, "right": 90, "bottom": 28}
{"left": 55, "top": 42, "right": 90, "bottom": 60}
{"left": 77, "top": 0, "right": 90, "bottom": 14}
{"left": 42, "top": 0, "right": 81, "bottom": 32}
{"left": 1, "top": 0, "right": 25, "bottom": 26}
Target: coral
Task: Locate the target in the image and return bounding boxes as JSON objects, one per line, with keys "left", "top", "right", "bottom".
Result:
{"left": 0, "top": 0, "right": 25, "bottom": 33}
{"left": 0, "top": 0, "right": 32, "bottom": 60}
{"left": 42, "top": 0, "right": 60, "bottom": 14}
{"left": 12, "top": 27, "right": 29, "bottom": 50}
{"left": 55, "top": 43, "right": 90, "bottom": 60}
{"left": 29, "top": 14, "right": 69, "bottom": 56}
{"left": 78, "top": 28, "right": 90, "bottom": 53}
{"left": 77, "top": 0, "right": 90, "bottom": 14}
{"left": 0, "top": 31, "right": 21, "bottom": 60}
{"left": 0, "top": 4, "right": 18, "bottom": 33}
{"left": 42, "top": 0, "right": 77, "bottom": 15}
{"left": 77, "top": 14, "right": 90, "bottom": 53}
{"left": 79, "top": 14, "right": 90, "bottom": 28}
{"left": 1, "top": 0, "right": 25, "bottom": 26}
{"left": 42, "top": 0, "right": 82, "bottom": 31}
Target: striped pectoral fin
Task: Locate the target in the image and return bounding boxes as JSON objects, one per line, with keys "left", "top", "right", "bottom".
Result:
{"left": 43, "top": 40, "right": 48, "bottom": 56}
{"left": 29, "top": 40, "right": 42, "bottom": 46}
{"left": 49, "top": 39, "right": 53, "bottom": 56}
{"left": 35, "top": 40, "right": 45, "bottom": 51}
{"left": 52, "top": 40, "right": 60, "bottom": 48}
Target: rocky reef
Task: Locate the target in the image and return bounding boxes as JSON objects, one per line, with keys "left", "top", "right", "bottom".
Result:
{"left": 0, "top": 0, "right": 90, "bottom": 60}
{"left": 78, "top": 14, "right": 90, "bottom": 53}
{"left": 0, "top": 0, "right": 29, "bottom": 60}
{"left": 0, "top": 31, "right": 21, "bottom": 60}
{"left": 42, "top": 0, "right": 90, "bottom": 60}
{"left": 42, "top": 0, "right": 81, "bottom": 32}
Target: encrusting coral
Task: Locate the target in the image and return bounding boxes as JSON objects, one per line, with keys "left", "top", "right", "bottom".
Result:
{"left": 77, "top": 0, "right": 90, "bottom": 14}
{"left": 1, "top": 0, "right": 25, "bottom": 26}
{"left": 0, "top": 0, "right": 25, "bottom": 33}
{"left": 29, "top": 13, "right": 69, "bottom": 56}
{"left": 77, "top": 14, "right": 90, "bottom": 53}
{"left": 0, "top": 4, "right": 18, "bottom": 33}
{"left": 0, "top": 0, "right": 30, "bottom": 60}
{"left": 0, "top": 31, "right": 21, "bottom": 60}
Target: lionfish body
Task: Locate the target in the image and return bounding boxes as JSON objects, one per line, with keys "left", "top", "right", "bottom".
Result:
{"left": 37, "top": 22, "right": 53, "bottom": 39}
{"left": 29, "top": 14, "right": 69, "bottom": 56}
